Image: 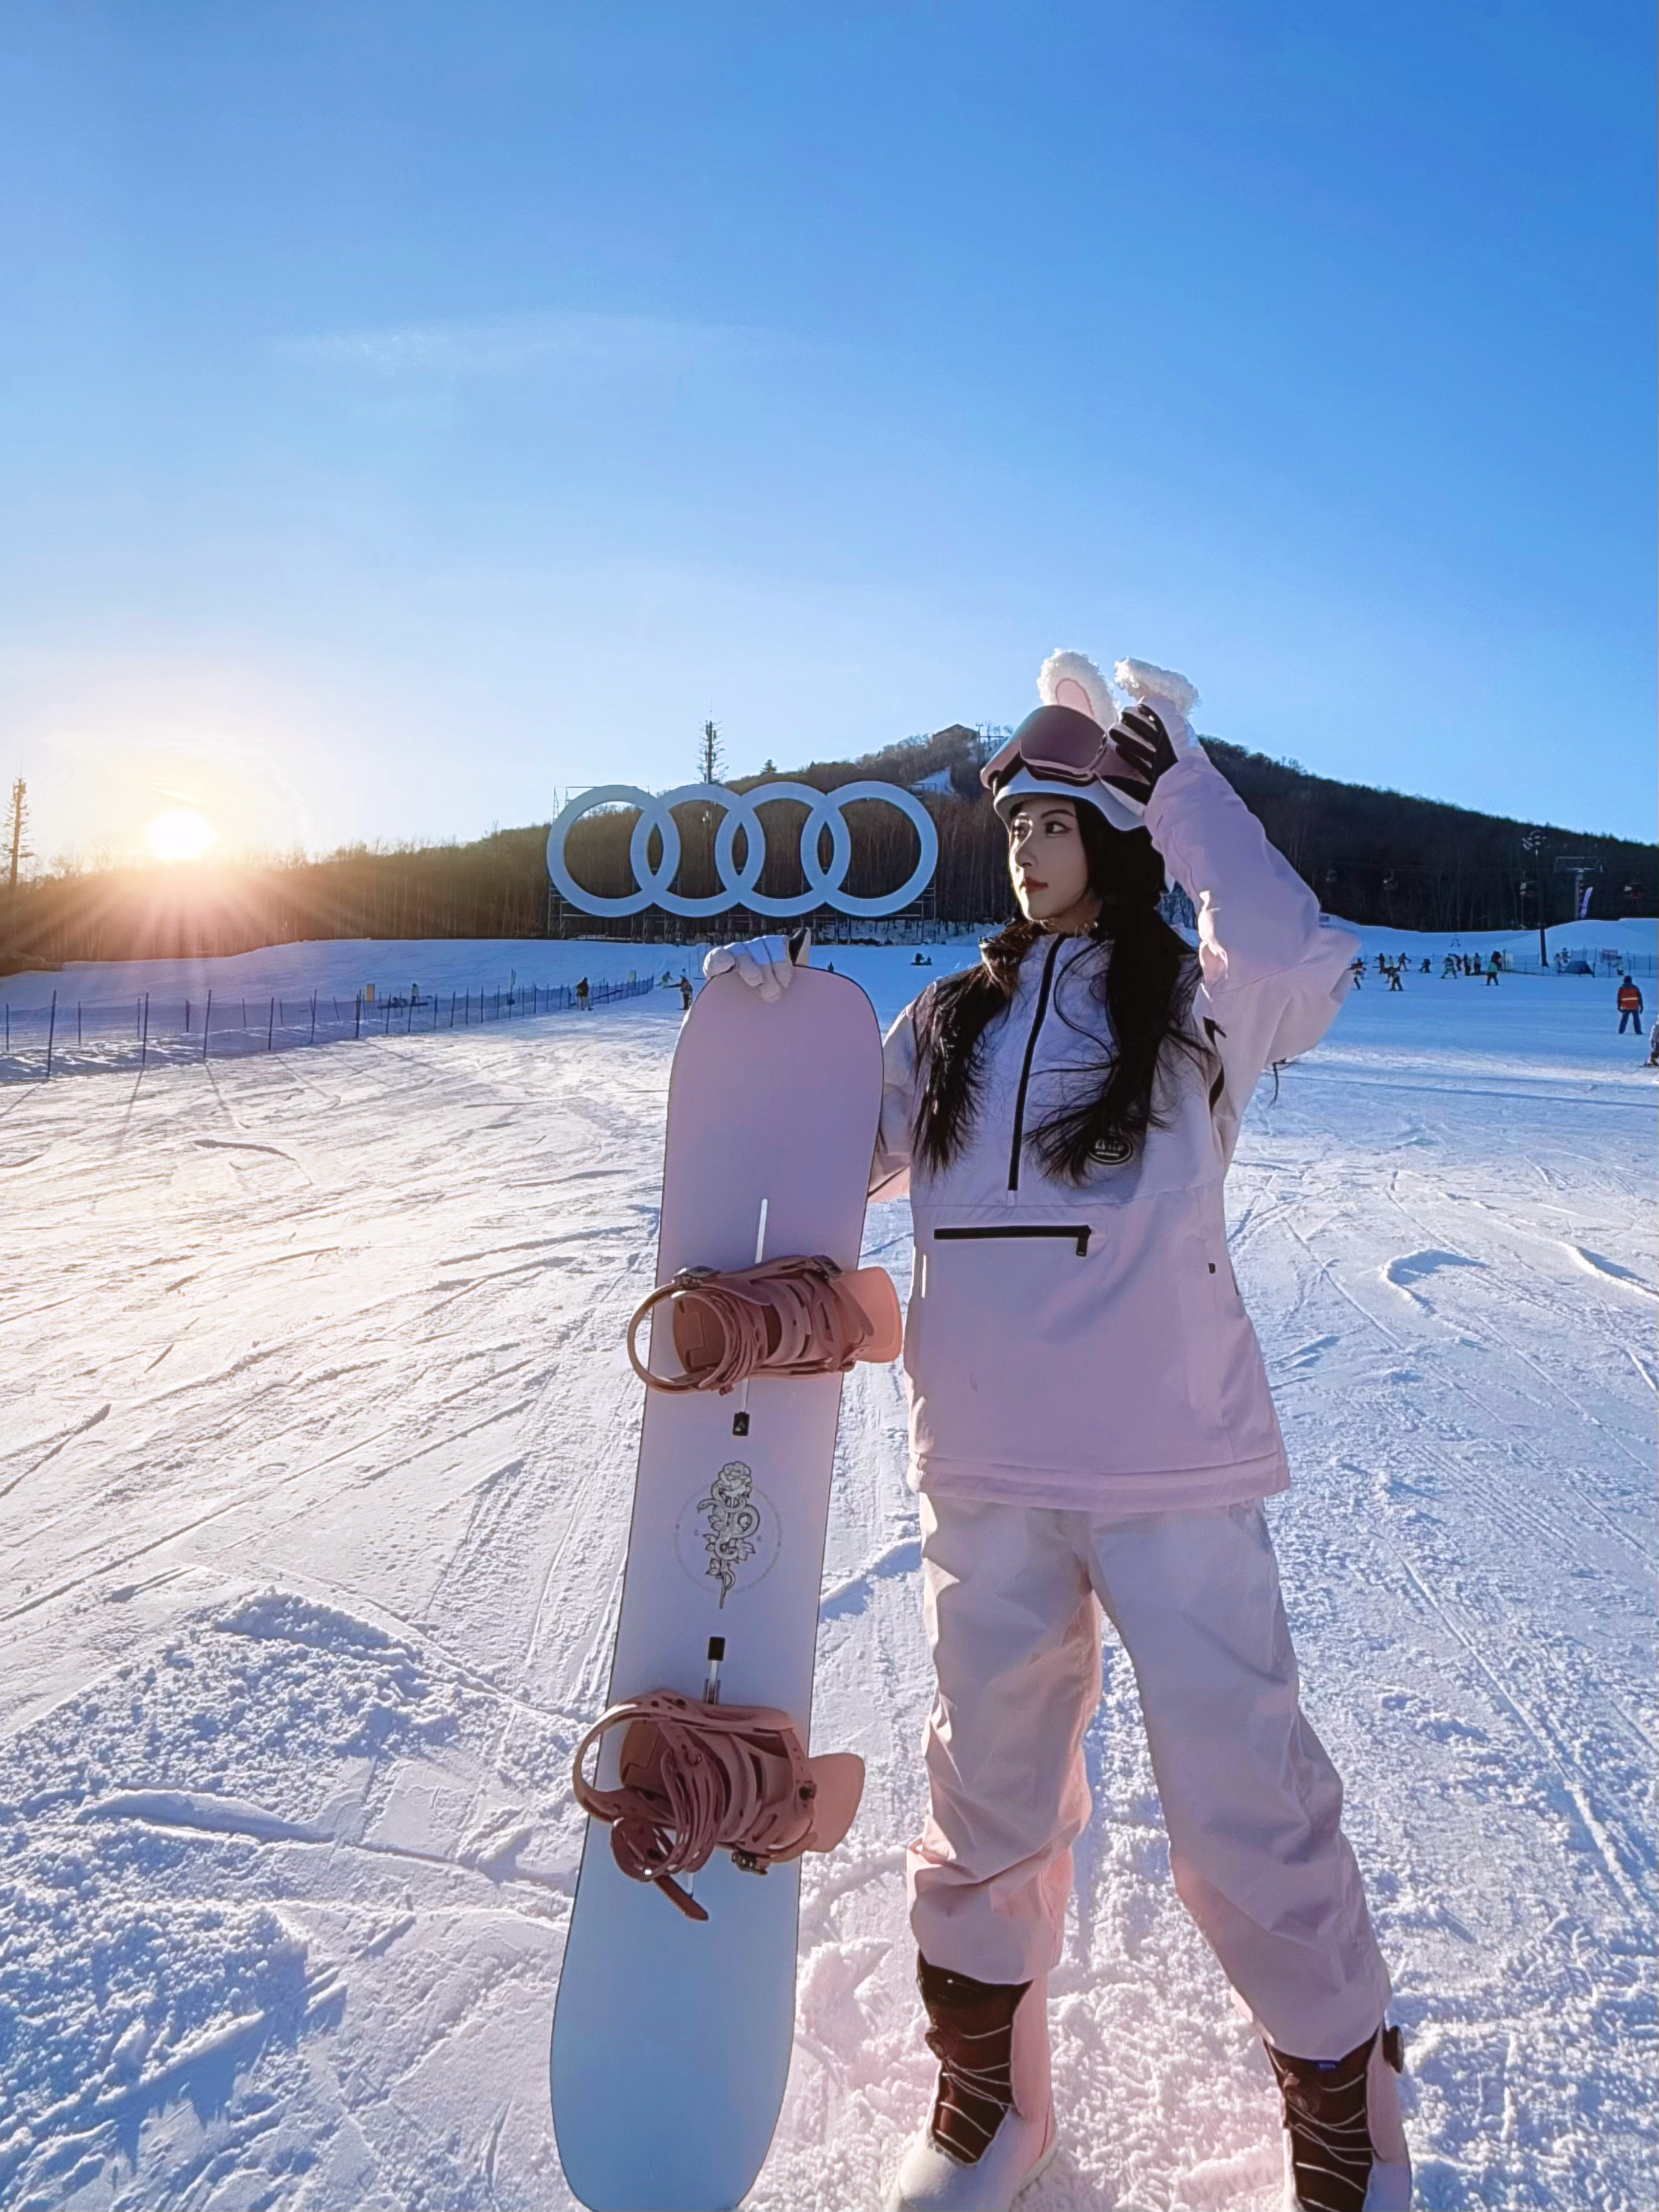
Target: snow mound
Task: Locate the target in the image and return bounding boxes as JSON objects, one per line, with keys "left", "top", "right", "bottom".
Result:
{"left": 0, "top": 1592, "right": 473, "bottom": 2199}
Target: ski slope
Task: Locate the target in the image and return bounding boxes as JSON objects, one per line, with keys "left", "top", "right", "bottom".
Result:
{"left": 1, "top": 933, "right": 1653, "bottom": 2209}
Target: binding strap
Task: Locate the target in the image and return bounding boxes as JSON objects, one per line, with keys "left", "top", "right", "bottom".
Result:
{"left": 572, "top": 1690, "right": 863, "bottom": 1921}
{"left": 625, "top": 1254, "right": 881, "bottom": 1394}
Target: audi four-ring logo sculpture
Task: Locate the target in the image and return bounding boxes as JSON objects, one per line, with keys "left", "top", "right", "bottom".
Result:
{"left": 545, "top": 781, "right": 940, "bottom": 919}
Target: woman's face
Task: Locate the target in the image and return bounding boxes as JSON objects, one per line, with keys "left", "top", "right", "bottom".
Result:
{"left": 1007, "top": 798, "right": 1099, "bottom": 932}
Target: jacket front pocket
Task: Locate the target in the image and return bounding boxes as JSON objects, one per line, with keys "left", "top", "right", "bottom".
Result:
{"left": 933, "top": 1224, "right": 1093, "bottom": 1258}
{"left": 906, "top": 1204, "right": 1213, "bottom": 1474}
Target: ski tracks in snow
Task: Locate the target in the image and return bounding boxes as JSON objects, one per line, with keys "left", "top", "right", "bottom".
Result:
{"left": 0, "top": 973, "right": 1653, "bottom": 2208}
{"left": 1217, "top": 1046, "right": 1656, "bottom": 2208}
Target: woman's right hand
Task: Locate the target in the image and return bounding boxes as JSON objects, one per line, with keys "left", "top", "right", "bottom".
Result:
{"left": 1102, "top": 660, "right": 1199, "bottom": 805}
{"left": 702, "top": 929, "right": 812, "bottom": 1003}
{"left": 1102, "top": 702, "right": 1182, "bottom": 800}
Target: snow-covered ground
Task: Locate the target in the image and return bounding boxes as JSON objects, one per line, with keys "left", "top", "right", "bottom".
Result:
{"left": 1, "top": 913, "right": 1654, "bottom": 1020}
{"left": 1345, "top": 918, "right": 1656, "bottom": 967}
{"left": 1, "top": 931, "right": 1654, "bottom": 2209}
{"left": 3, "top": 916, "right": 1653, "bottom": 1079}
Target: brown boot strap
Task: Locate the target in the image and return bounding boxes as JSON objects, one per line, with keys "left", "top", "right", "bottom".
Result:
{"left": 625, "top": 1254, "right": 873, "bottom": 1393}
{"left": 572, "top": 1690, "right": 822, "bottom": 1919}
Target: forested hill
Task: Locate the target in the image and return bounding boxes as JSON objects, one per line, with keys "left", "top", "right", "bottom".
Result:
{"left": 5, "top": 723, "right": 1654, "bottom": 970}
{"left": 751, "top": 723, "right": 1657, "bottom": 933}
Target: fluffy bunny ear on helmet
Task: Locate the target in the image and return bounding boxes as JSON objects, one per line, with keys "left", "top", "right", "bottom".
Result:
{"left": 1038, "top": 648, "right": 1118, "bottom": 730}
{"left": 1110, "top": 654, "right": 1203, "bottom": 725}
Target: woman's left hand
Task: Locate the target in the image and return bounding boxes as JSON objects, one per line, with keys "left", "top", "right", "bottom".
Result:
{"left": 703, "top": 928, "right": 812, "bottom": 1002}
{"left": 1102, "top": 704, "right": 1182, "bottom": 797}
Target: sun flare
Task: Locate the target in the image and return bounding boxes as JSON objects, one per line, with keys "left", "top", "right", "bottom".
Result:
{"left": 147, "top": 809, "right": 217, "bottom": 864}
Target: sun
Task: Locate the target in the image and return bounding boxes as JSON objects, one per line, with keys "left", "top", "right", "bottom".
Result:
{"left": 147, "top": 808, "right": 218, "bottom": 864}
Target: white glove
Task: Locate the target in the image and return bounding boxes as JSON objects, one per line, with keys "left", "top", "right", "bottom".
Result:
{"left": 702, "top": 929, "right": 811, "bottom": 1003}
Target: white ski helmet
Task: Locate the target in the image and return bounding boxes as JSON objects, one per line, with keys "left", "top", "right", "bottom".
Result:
{"left": 985, "top": 650, "right": 1200, "bottom": 834}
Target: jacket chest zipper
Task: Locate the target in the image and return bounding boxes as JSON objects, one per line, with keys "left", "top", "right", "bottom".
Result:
{"left": 1007, "top": 935, "right": 1064, "bottom": 1192}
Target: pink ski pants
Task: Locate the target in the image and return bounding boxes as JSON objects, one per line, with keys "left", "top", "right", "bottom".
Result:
{"left": 907, "top": 1494, "right": 1392, "bottom": 2060}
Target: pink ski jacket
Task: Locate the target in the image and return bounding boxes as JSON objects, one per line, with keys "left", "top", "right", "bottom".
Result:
{"left": 871, "top": 748, "right": 1358, "bottom": 1516}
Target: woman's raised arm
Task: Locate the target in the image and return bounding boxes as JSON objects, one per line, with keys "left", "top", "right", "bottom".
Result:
{"left": 1145, "top": 747, "right": 1359, "bottom": 1083}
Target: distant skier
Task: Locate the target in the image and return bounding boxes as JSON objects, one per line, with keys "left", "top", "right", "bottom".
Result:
{"left": 676, "top": 973, "right": 694, "bottom": 1014}
{"left": 1350, "top": 955, "right": 1365, "bottom": 987}
{"left": 1616, "top": 976, "right": 1643, "bottom": 1032}
{"left": 711, "top": 652, "right": 1409, "bottom": 2212}
{"left": 1485, "top": 954, "right": 1500, "bottom": 986}
{"left": 1386, "top": 960, "right": 1403, "bottom": 992}
{"left": 1420, "top": 957, "right": 1431, "bottom": 974}
{"left": 575, "top": 977, "right": 591, "bottom": 1012}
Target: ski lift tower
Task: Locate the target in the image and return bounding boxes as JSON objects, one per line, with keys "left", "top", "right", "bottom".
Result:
{"left": 547, "top": 787, "right": 598, "bottom": 936}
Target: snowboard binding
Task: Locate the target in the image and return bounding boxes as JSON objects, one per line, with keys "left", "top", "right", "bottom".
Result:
{"left": 626, "top": 1253, "right": 902, "bottom": 1395}
{"left": 572, "top": 1688, "right": 865, "bottom": 1922}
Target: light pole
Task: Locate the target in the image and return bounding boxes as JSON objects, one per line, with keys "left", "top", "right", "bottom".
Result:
{"left": 1520, "top": 831, "right": 1547, "bottom": 966}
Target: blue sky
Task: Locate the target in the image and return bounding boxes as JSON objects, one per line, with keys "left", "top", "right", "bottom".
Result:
{"left": 2, "top": 1, "right": 1653, "bottom": 865}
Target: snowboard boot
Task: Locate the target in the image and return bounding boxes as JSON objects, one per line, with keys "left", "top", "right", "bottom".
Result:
{"left": 1267, "top": 2024, "right": 1411, "bottom": 2212}
{"left": 886, "top": 1956, "right": 1056, "bottom": 2212}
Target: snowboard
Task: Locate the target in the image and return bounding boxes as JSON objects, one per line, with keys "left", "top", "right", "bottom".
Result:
{"left": 551, "top": 964, "right": 885, "bottom": 2212}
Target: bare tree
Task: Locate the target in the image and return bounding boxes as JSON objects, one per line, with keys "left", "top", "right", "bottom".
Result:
{"left": 5, "top": 777, "right": 30, "bottom": 949}
{"left": 5, "top": 777, "right": 29, "bottom": 894}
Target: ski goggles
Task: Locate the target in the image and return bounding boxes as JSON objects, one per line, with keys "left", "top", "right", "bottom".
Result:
{"left": 979, "top": 703, "right": 1117, "bottom": 794}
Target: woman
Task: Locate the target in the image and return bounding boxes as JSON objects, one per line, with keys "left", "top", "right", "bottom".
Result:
{"left": 708, "top": 653, "right": 1407, "bottom": 2212}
